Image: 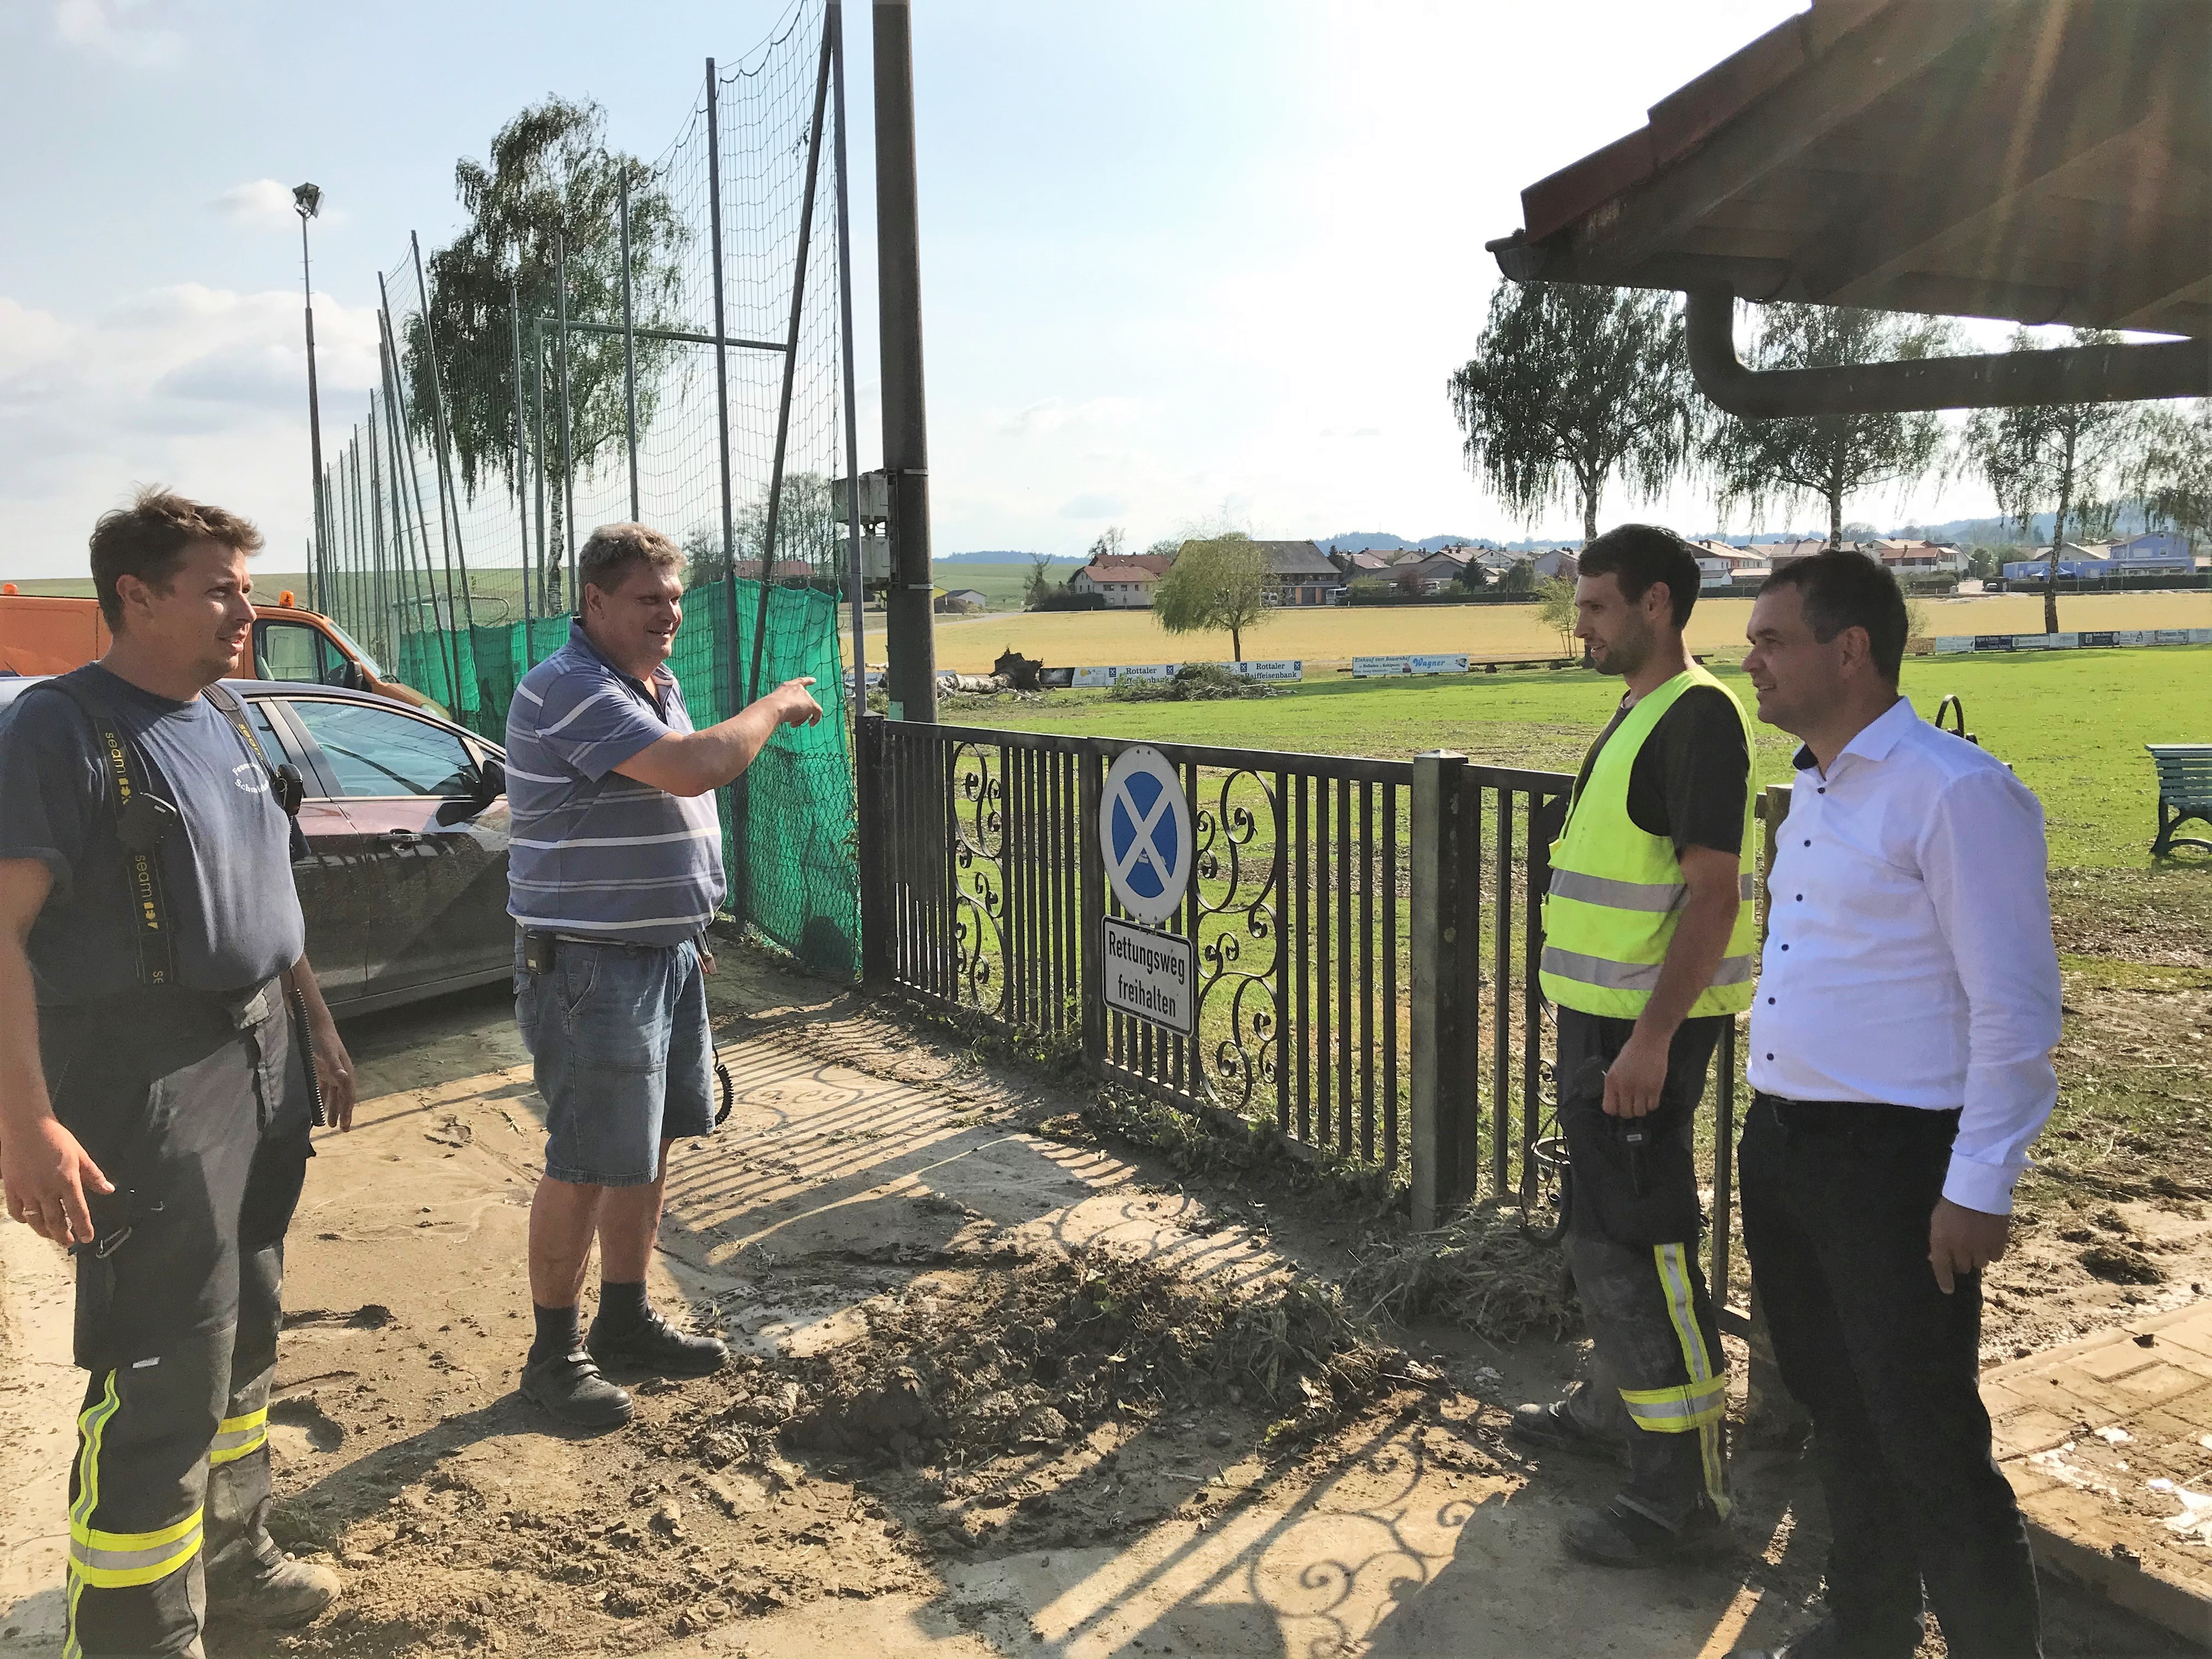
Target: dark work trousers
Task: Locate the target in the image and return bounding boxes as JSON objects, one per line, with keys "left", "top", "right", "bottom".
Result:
{"left": 42, "top": 982, "right": 313, "bottom": 1659}
{"left": 1739, "top": 1093, "right": 2042, "bottom": 1659}
{"left": 1554, "top": 1007, "right": 1731, "bottom": 1530}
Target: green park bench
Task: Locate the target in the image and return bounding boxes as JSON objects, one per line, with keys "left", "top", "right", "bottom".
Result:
{"left": 2148, "top": 744, "right": 2212, "bottom": 856}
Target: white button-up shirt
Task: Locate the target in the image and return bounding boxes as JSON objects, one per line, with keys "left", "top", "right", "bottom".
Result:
{"left": 1747, "top": 697, "right": 2061, "bottom": 1214}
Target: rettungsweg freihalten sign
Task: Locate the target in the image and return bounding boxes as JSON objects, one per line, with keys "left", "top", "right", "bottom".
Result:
{"left": 1099, "top": 746, "right": 1198, "bottom": 1037}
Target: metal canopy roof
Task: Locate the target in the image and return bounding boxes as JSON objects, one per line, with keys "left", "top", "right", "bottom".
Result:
{"left": 1488, "top": 0, "right": 2211, "bottom": 341}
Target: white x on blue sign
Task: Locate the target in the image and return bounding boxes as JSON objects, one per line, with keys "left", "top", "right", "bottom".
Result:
{"left": 1102, "top": 746, "right": 1193, "bottom": 926}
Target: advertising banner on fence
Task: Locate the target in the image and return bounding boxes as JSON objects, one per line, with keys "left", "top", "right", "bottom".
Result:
{"left": 1355, "top": 654, "right": 1470, "bottom": 677}
{"left": 1071, "top": 663, "right": 1180, "bottom": 688}
{"left": 1935, "top": 629, "right": 2208, "bottom": 656}
{"left": 1101, "top": 917, "right": 1197, "bottom": 1036}
{"left": 1220, "top": 660, "right": 1303, "bottom": 681}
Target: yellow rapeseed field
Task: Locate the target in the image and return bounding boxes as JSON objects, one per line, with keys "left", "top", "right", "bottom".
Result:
{"left": 850, "top": 590, "right": 2212, "bottom": 672}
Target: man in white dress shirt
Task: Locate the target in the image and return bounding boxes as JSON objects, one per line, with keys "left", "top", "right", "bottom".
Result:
{"left": 1727, "top": 551, "right": 2057, "bottom": 1659}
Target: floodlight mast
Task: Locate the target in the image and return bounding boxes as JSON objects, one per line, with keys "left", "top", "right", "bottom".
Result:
{"left": 295, "top": 183, "right": 328, "bottom": 614}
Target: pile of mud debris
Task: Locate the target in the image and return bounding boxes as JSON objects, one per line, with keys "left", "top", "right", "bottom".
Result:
{"left": 269, "top": 1246, "right": 1447, "bottom": 1659}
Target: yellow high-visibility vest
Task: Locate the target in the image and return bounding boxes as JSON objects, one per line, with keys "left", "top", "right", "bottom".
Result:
{"left": 1540, "top": 664, "right": 1758, "bottom": 1019}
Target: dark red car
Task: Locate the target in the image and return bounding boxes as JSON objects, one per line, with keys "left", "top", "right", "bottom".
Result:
{"left": 0, "top": 676, "right": 512, "bottom": 1015}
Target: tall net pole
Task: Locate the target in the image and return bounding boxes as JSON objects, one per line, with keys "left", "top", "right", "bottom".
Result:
{"left": 832, "top": 0, "right": 866, "bottom": 735}
{"left": 746, "top": 18, "right": 833, "bottom": 710}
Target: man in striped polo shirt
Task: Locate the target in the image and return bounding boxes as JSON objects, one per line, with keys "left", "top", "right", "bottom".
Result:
{"left": 506, "top": 523, "right": 820, "bottom": 1427}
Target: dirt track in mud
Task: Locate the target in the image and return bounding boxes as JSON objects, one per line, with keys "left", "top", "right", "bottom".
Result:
{"left": 0, "top": 945, "right": 2192, "bottom": 1658}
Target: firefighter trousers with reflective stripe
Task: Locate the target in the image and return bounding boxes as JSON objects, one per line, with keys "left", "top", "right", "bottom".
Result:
{"left": 1554, "top": 1008, "right": 1730, "bottom": 1530}
{"left": 44, "top": 985, "right": 312, "bottom": 1659}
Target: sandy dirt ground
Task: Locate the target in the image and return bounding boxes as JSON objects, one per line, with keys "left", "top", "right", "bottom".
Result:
{"left": 0, "top": 946, "right": 2193, "bottom": 1659}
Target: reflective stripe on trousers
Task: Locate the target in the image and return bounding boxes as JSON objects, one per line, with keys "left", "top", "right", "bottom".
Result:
{"left": 1644, "top": 1243, "right": 1730, "bottom": 1519}
{"left": 207, "top": 1406, "right": 268, "bottom": 1468}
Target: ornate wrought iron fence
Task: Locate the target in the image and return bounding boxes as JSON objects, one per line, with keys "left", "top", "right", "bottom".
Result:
{"left": 859, "top": 720, "right": 1571, "bottom": 1189}
{"left": 859, "top": 716, "right": 1763, "bottom": 1333}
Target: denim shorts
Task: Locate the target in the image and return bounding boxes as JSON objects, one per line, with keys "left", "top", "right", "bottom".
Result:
{"left": 515, "top": 936, "right": 715, "bottom": 1187}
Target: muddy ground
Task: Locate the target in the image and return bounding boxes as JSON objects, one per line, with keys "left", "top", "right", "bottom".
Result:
{"left": 0, "top": 917, "right": 2200, "bottom": 1658}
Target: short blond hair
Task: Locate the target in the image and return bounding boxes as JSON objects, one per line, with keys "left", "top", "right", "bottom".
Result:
{"left": 579, "top": 522, "right": 684, "bottom": 598}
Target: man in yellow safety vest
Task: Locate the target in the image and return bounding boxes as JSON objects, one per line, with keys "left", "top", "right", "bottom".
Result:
{"left": 1510, "top": 523, "right": 1758, "bottom": 1566}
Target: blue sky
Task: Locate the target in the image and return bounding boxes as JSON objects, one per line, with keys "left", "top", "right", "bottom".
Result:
{"left": 0, "top": 0, "right": 2011, "bottom": 580}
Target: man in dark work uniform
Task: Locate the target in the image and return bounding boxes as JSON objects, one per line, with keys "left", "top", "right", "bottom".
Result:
{"left": 0, "top": 488, "right": 359, "bottom": 1657}
{"left": 1512, "top": 524, "right": 1759, "bottom": 1566}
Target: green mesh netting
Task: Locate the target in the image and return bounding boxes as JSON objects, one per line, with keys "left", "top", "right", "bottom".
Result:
{"left": 397, "top": 575, "right": 856, "bottom": 979}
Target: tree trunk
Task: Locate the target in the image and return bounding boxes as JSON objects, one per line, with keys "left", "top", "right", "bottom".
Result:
{"left": 1231, "top": 621, "right": 1242, "bottom": 663}
{"left": 1582, "top": 492, "right": 1599, "bottom": 545}
{"left": 2046, "top": 428, "right": 2074, "bottom": 635}
{"left": 1829, "top": 488, "right": 1844, "bottom": 549}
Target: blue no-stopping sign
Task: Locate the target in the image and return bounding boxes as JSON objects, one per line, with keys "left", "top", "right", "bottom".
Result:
{"left": 1102, "top": 746, "right": 1193, "bottom": 927}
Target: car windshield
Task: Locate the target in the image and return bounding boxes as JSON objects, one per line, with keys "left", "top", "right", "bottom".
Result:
{"left": 320, "top": 618, "right": 386, "bottom": 680}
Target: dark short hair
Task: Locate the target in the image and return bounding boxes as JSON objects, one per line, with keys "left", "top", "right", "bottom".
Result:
{"left": 579, "top": 522, "right": 684, "bottom": 598}
{"left": 1759, "top": 551, "right": 1908, "bottom": 684}
{"left": 1577, "top": 523, "right": 1701, "bottom": 629}
{"left": 89, "top": 486, "right": 265, "bottom": 629}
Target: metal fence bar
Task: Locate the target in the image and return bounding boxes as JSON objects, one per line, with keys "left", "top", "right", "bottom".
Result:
{"left": 1492, "top": 784, "right": 1514, "bottom": 1190}
{"left": 1359, "top": 777, "right": 1376, "bottom": 1164}
{"left": 1382, "top": 780, "right": 1399, "bottom": 1176}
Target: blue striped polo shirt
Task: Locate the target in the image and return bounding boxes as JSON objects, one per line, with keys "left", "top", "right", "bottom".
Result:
{"left": 504, "top": 622, "right": 725, "bottom": 946}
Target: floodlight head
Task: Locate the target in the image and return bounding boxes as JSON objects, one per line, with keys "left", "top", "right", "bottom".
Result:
{"left": 292, "top": 183, "right": 323, "bottom": 220}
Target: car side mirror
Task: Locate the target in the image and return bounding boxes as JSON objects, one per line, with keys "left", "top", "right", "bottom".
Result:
{"left": 434, "top": 757, "right": 507, "bottom": 826}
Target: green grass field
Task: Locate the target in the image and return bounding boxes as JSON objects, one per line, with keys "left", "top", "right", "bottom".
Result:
{"left": 930, "top": 561, "right": 1076, "bottom": 609}
{"left": 936, "top": 645, "right": 2212, "bottom": 870}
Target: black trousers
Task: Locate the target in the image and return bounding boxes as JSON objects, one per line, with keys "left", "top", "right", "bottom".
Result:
{"left": 1555, "top": 1008, "right": 1731, "bottom": 1528}
{"left": 43, "top": 983, "right": 312, "bottom": 1659}
{"left": 1740, "top": 1093, "right": 2041, "bottom": 1659}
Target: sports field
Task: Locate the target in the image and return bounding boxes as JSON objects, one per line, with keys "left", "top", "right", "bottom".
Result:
{"left": 853, "top": 590, "right": 2212, "bottom": 673}
{"left": 936, "top": 643, "right": 2212, "bottom": 871}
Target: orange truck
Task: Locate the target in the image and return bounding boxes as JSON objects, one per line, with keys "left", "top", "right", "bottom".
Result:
{"left": 0, "top": 588, "right": 444, "bottom": 715}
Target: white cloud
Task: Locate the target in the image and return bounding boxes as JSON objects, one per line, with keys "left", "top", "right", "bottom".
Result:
{"left": 211, "top": 179, "right": 298, "bottom": 228}
{"left": 1057, "top": 492, "right": 1126, "bottom": 520}
{"left": 0, "top": 284, "right": 382, "bottom": 575}
{"left": 996, "top": 396, "right": 1143, "bottom": 438}
{"left": 53, "top": 0, "right": 180, "bottom": 65}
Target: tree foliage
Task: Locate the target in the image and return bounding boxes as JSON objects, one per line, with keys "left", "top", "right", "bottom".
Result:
{"left": 1153, "top": 534, "right": 1273, "bottom": 662}
{"left": 2136, "top": 399, "right": 2212, "bottom": 552}
{"left": 1964, "top": 330, "right": 2145, "bottom": 632}
{"left": 1448, "top": 282, "right": 1699, "bottom": 541}
{"left": 407, "top": 97, "right": 687, "bottom": 605}
{"left": 1703, "top": 305, "right": 1954, "bottom": 546}
{"left": 1534, "top": 573, "right": 1579, "bottom": 652}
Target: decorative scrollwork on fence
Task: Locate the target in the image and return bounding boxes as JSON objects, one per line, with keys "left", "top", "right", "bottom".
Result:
{"left": 1188, "top": 767, "right": 1283, "bottom": 1114}
{"left": 946, "top": 741, "right": 1008, "bottom": 1016}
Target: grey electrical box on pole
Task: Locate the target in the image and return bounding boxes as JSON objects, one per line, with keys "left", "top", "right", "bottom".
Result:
{"left": 873, "top": 0, "right": 936, "bottom": 723}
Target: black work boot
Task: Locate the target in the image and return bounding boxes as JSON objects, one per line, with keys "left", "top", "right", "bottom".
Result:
{"left": 520, "top": 1347, "right": 635, "bottom": 1427}
{"left": 586, "top": 1308, "right": 727, "bottom": 1379}
{"left": 205, "top": 1538, "right": 342, "bottom": 1627}
{"left": 1563, "top": 1496, "right": 1730, "bottom": 1567}
{"left": 1510, "top": 1397, "right": 1622, "bottom": 1460}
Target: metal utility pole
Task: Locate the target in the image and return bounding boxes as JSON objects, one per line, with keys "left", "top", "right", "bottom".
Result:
{"left": 293, "top": 184, "right": 327, "bottom": 614}
{"left": 746, "top": 21, "right": 833, "bottom": 712}
{"left": 873, "top": 0, "right": 936, "bottom": 722}
{"left": 511, "top": 279, "right": 534, "bottom": 635}
{"left": 619, "top": 171, "right": 641, "bottom": 523}
{"left": 831, "top": 0, "right": 867, "bottom": 735}
{"left": 556, "top": 232, "right": 578, "bottom": 610}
